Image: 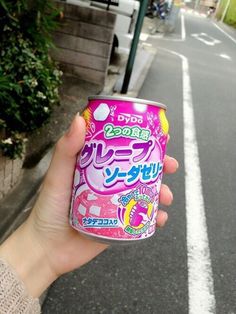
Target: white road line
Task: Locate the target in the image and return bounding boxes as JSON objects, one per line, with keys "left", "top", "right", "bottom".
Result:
{"left": 213, "top": 22, "right": 236, "bottom": 44}
{"left": 219, "top": 53, "right": 231, "bottom": 60}
{"left": 181, "top": 12, "right": 186, "bottom": 41}
{"left": 160, "top": 48, "right": 216, "bottom": 313}
{"left": 191, "top": 33, "right": 221, "bottom": 46}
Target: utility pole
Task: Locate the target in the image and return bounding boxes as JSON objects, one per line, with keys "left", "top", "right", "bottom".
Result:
{"left": 121, "top": 0, "right": 149, "bottom": 94}
{"left": 221, "top": 0, "right": 231, "bottom": 22}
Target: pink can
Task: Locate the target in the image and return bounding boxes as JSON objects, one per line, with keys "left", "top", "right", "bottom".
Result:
{"left": 70, "top": 96, "right": 169, "bottom": 243}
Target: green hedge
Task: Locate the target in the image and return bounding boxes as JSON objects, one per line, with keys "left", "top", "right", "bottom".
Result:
{"left": 0, "top": 0, "right": 62, "bottom": 159}
{"left": 216, "top": 0, "right": 236, "bottom": 27}
{"left": 225, "top": 0, "right": 236, "bottom": 27}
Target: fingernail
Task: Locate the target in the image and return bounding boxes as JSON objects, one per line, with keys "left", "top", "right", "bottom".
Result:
{"left": 162, "top": 211, "right": 168, "bottom": 224}
{"left": 157, "top": 211, "right": 168, "bottom": 228}
{"left": 169, "top": 189, "right": 174, "bottom": 202}
{"left": 170, "top": 157, "right": 179, "bottom": 169}
{"left": 165, "top": 185, "right": 173, "bottom": 203}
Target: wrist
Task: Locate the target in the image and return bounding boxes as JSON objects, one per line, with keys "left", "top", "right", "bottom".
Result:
{"left": 0, "top": 222, "right": 58, "bottom": 298}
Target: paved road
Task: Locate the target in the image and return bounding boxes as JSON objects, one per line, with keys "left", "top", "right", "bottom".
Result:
{"left": 43, "top": 11, "right": 236, "bottom": 314}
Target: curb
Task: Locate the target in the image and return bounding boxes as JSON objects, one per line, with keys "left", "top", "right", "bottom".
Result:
{"left": 113, "top": 45, "right": 156, "bottom": 97}
{"left": 0, "top": 149, "right": 53, "bottom": 242}
{"left": 125, "top": 45, "right": 156, "bottom": 98}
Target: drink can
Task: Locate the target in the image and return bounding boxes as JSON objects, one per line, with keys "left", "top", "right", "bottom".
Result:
{"left": 70, "top": 96, "right": 169, "bottom": 243}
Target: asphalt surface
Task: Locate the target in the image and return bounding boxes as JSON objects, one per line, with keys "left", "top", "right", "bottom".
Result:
{"left": 43, "top": 11, "right": 236, "bottom": 314}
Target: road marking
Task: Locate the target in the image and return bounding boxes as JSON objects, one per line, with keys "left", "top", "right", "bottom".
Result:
{"left": 160, "top": 48, "right": 216, "bottom": 314}
{"left": 191, "top": 33, "right": 221, "bottom": 46}
{"left": 181, "top": 12, "right": 186, "bottom": 41}
{"left": 140, "top": 33, "right": 149, "bottom": 41}
{"left": 213, "top": 22, "right": 236, "bottom": 44}
{"left": 219, "top": 53, "right": 231, "bottom": 60}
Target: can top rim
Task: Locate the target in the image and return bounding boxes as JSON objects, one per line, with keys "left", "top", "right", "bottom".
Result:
{"left": 88, "top": 95, "right": 167, "bottom": 109}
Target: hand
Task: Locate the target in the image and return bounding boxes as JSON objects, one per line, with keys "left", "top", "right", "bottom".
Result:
{"left": 0, "top": 114, "right": 178, "bottom": 297}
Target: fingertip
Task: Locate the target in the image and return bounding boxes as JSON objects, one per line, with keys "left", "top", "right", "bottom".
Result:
{"left": 171, "top": 157, "right": 179, "bottom": 170}
{"left": 44, "top": 114, "right": 87, "bottom": 193}
{"left": 76, "top": 114, "right": 86, "bottom": 135}
{"left": 56, "top": 114, "right": 86, "bottom": 158}
{"left": 75, "top": 112, "right": 85, "bottom": 126}
{"left": 159, "top": 184, "right": 173, "bottom": 206}
{"left": 156, "top": 210, "right": 168, "bottom": 228}
{"left": 66, "top": 113, "right": 85, "bottom": 136}
{"left": 164, "top": 155, "right": 179, "bottom": 174}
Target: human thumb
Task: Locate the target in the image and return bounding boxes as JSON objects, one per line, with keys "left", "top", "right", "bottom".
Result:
{"left": 43, "top": 114, "right": 86, "bottom": 194}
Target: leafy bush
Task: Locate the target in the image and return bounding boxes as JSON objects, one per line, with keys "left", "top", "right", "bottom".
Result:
{"left": 0, "top": 0, "right": 62, "bottom": 159}
{"left": 0, "top": 133, "right": 26, "bottom": 159}
{"left": 216, "top": 0, "right": 236, "bottom": 27}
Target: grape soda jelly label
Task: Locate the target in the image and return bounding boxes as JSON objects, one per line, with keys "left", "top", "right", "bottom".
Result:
{"left": 70, "top": 96, "right": 169, "bottom": 243}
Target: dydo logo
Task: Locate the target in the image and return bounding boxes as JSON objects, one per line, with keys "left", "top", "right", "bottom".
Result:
{"left": 118, "top": 113, "right": 143, "bottom": 124}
